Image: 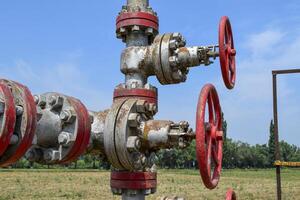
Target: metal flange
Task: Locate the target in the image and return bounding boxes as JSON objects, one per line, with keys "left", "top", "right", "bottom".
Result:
{"left": 104, "top": 98, "right": 156, "bottom": 171}
{"left": 116, "top": 11, "right": 159, "bottom": 41}
{"left": 110, "top": 171, "right": 157, "bottom": 195}
{"left": 113, "top": 85, "right": 158, "bottom": 105}
{"left": 0, "top": 79, "right": 37, "bottom": 167}
{"left": 26, "top": 92, "right": 91, "bottom": 164}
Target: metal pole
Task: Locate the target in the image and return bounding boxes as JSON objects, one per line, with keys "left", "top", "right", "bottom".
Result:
{"left": 127, "top": 0, "right": 149, "bottom": 9}
{"left": 272, "top": 73, "right": 282, "bottom": 200}
{"left": 122, "top": 192, "right": 146, "bottom": 200}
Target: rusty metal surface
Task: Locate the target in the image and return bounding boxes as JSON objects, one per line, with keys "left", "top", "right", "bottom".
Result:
{"left": 196, "top": 84, "right": 223, "bottom": 190}
{"left": 26, "top": 92, "right": 91, "bottom": 165}
{"left": 104, "top": 99, "right": 128, "bottom": 169}
{"left": 272, "top": 74, "right": 282, "bottom": 200}
{"left": 87, "top": 110, "right": 109, "bottom": 155}
{"left": 272, "top": 69, "right": 300, "bottom": 75}
{"left": 113, "top": 85, "right": 158, "bottom": 105}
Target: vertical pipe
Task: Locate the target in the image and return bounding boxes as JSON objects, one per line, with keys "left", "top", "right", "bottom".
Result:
{"left": 122, "top": 191, "right": 145, "bottom": 200}
{"left": 272, "top": 73, "right": 281, "bottom": 200}
{"left": 127, "top": 0, "right": 149, "bottom": 10}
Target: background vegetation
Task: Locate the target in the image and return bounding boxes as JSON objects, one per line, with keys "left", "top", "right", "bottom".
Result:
{"left": 8, "top": 115, "right": 300, "bottom": 170}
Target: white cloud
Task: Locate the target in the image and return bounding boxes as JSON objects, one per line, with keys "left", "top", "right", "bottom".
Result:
{"left": 246, "top": 30, "right": 285, "bottom": 58}
{"left": 0, "top": 57, "right": 111, "bottom": 112}
{"left": 217, "top": 28, "right": 300, "bottom": 146}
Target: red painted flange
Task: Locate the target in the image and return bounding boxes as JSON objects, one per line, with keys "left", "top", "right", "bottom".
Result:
{"left": 113, "top": 87, "right": 158, "bottom": 104}
{"left": 116, "top": 12, "right": 159, "bottom": 32}
{"left": 219, "top": 16, "right": 236, "bottom": 90}
{"left": 0, "top": 83, "right": 16, "bottom": 156}
{"left": 0, "top": 80, "right": 37, "bottom": 167}
{"left": 226, "top": 189, "right": 237, "bottom": 200}
{"left": 196, "top": 84, "right": 223, "bottom": 189}
{"left": 58, "top": 96, "right": 91, "bottom": 164}
{"left": 111, "top": 171, "right": 157, "bottom": 190}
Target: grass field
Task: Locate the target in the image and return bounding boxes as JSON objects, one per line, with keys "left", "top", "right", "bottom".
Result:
{"left": 0, "top": 168, "right": 299, "bottom": 200}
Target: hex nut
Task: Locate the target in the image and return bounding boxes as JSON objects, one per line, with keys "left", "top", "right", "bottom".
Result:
{"left": 127, "top": 136, "right": 141, "bottom": 152}
{"left": 16, "top": 105, "right": 24, "bottom": 116}
{"left": 58, "top": 132, "right": 71, "bottom": 145}
{"left": 132, "top": 25, "right": 140, "bottom": 32}
{"left": 169, "top": 56, "right": 178, "bottom": 67}
{"left": 145, "top": 27, "right": 154, "bottom": 35}
{"left": 48, "top": 95, "right": 57, "bottom": 105}
{"left": 33, "top": 95, "right": 39, "bottom": 105}
{"left": 49, "top": 96, "right": 64, "bottom": 111}
{"left": 60, "top": 110, "right": 76, "bottom": 123}
{"left": 37, "top": 95, "right": 47, "bottom": 108}
{"left": 128, "top": 113, "right": 141, "bottom": 127}
{"left": 169, "top": 39, "right": 178, "bottom": 50}
{"left": 136, "top": 100, "right": 147, "bottom": 113}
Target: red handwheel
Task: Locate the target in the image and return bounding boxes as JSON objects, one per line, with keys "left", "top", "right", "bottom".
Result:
{"left": 219, "top": 16, "right": 236, "bottom": 90}
{"left": 226, "top": 189, "right": 237, "bottom": 200}
{"left": 196, "top": 84, "right": 223, "bottom": 189}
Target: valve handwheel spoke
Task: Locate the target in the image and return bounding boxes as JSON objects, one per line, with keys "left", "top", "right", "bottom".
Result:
{"left": 196, "top": 84, "right": 223, "bottom": 189}
{"left": 219, "top": 16, "right": 236, "bottom": 90}
{"left": 0, "top": 83, "right": 16, "bottom": 156}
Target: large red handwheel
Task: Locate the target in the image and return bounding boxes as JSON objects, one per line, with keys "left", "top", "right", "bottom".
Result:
{"left": 219, "top": 16, "right": 236, "bottom": 90}
{"left": 0, "top": 84, "right": 16, "bottom": 156}
{"left": 196, "top": 84, "right": 223, "bottom": 189}
{"left": 226, "top": 189, "right": 237, "bottom": 200}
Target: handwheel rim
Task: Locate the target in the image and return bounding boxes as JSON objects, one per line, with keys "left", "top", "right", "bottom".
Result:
{"left": 226, "top": 189, "right": 237, "bottom": 200}
{"left": 0, "top": 84, "right": 16, "bottom": 156}
{"left": 219, "top": 16, "right": 236, "bottom": 90}
{"left": 196, "top": 84, "right": 223, "bottom": 189}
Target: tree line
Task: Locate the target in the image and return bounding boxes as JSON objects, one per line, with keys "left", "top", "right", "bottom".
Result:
{"left": 11, "top": 116, "right": 300, "bottom": 169}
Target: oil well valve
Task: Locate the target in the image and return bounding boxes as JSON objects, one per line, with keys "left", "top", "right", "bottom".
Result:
{"left": 0, "top": 0, "right": 238, "bottom": 199}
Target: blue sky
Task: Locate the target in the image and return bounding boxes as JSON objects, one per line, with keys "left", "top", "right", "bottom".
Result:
{"left": 0, "top": 0, "right": 299, "bottom": 146}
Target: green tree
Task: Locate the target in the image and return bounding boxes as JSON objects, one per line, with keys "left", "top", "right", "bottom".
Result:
{"left": 268, "top": 120, "right": 276, "bottom": 166}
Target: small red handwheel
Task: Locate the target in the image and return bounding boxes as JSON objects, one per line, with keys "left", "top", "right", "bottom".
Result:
{"left": 0, "top": 83, "right": 16, "bottom": 156}
{"left": 226, "top": 189, "right": 237, "bottom": 200}
{"left": 219, "top": 16, "right": 236, "bottom": 90}
{"left": 196, "top": 84, "right": 223, "bottom": 189}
